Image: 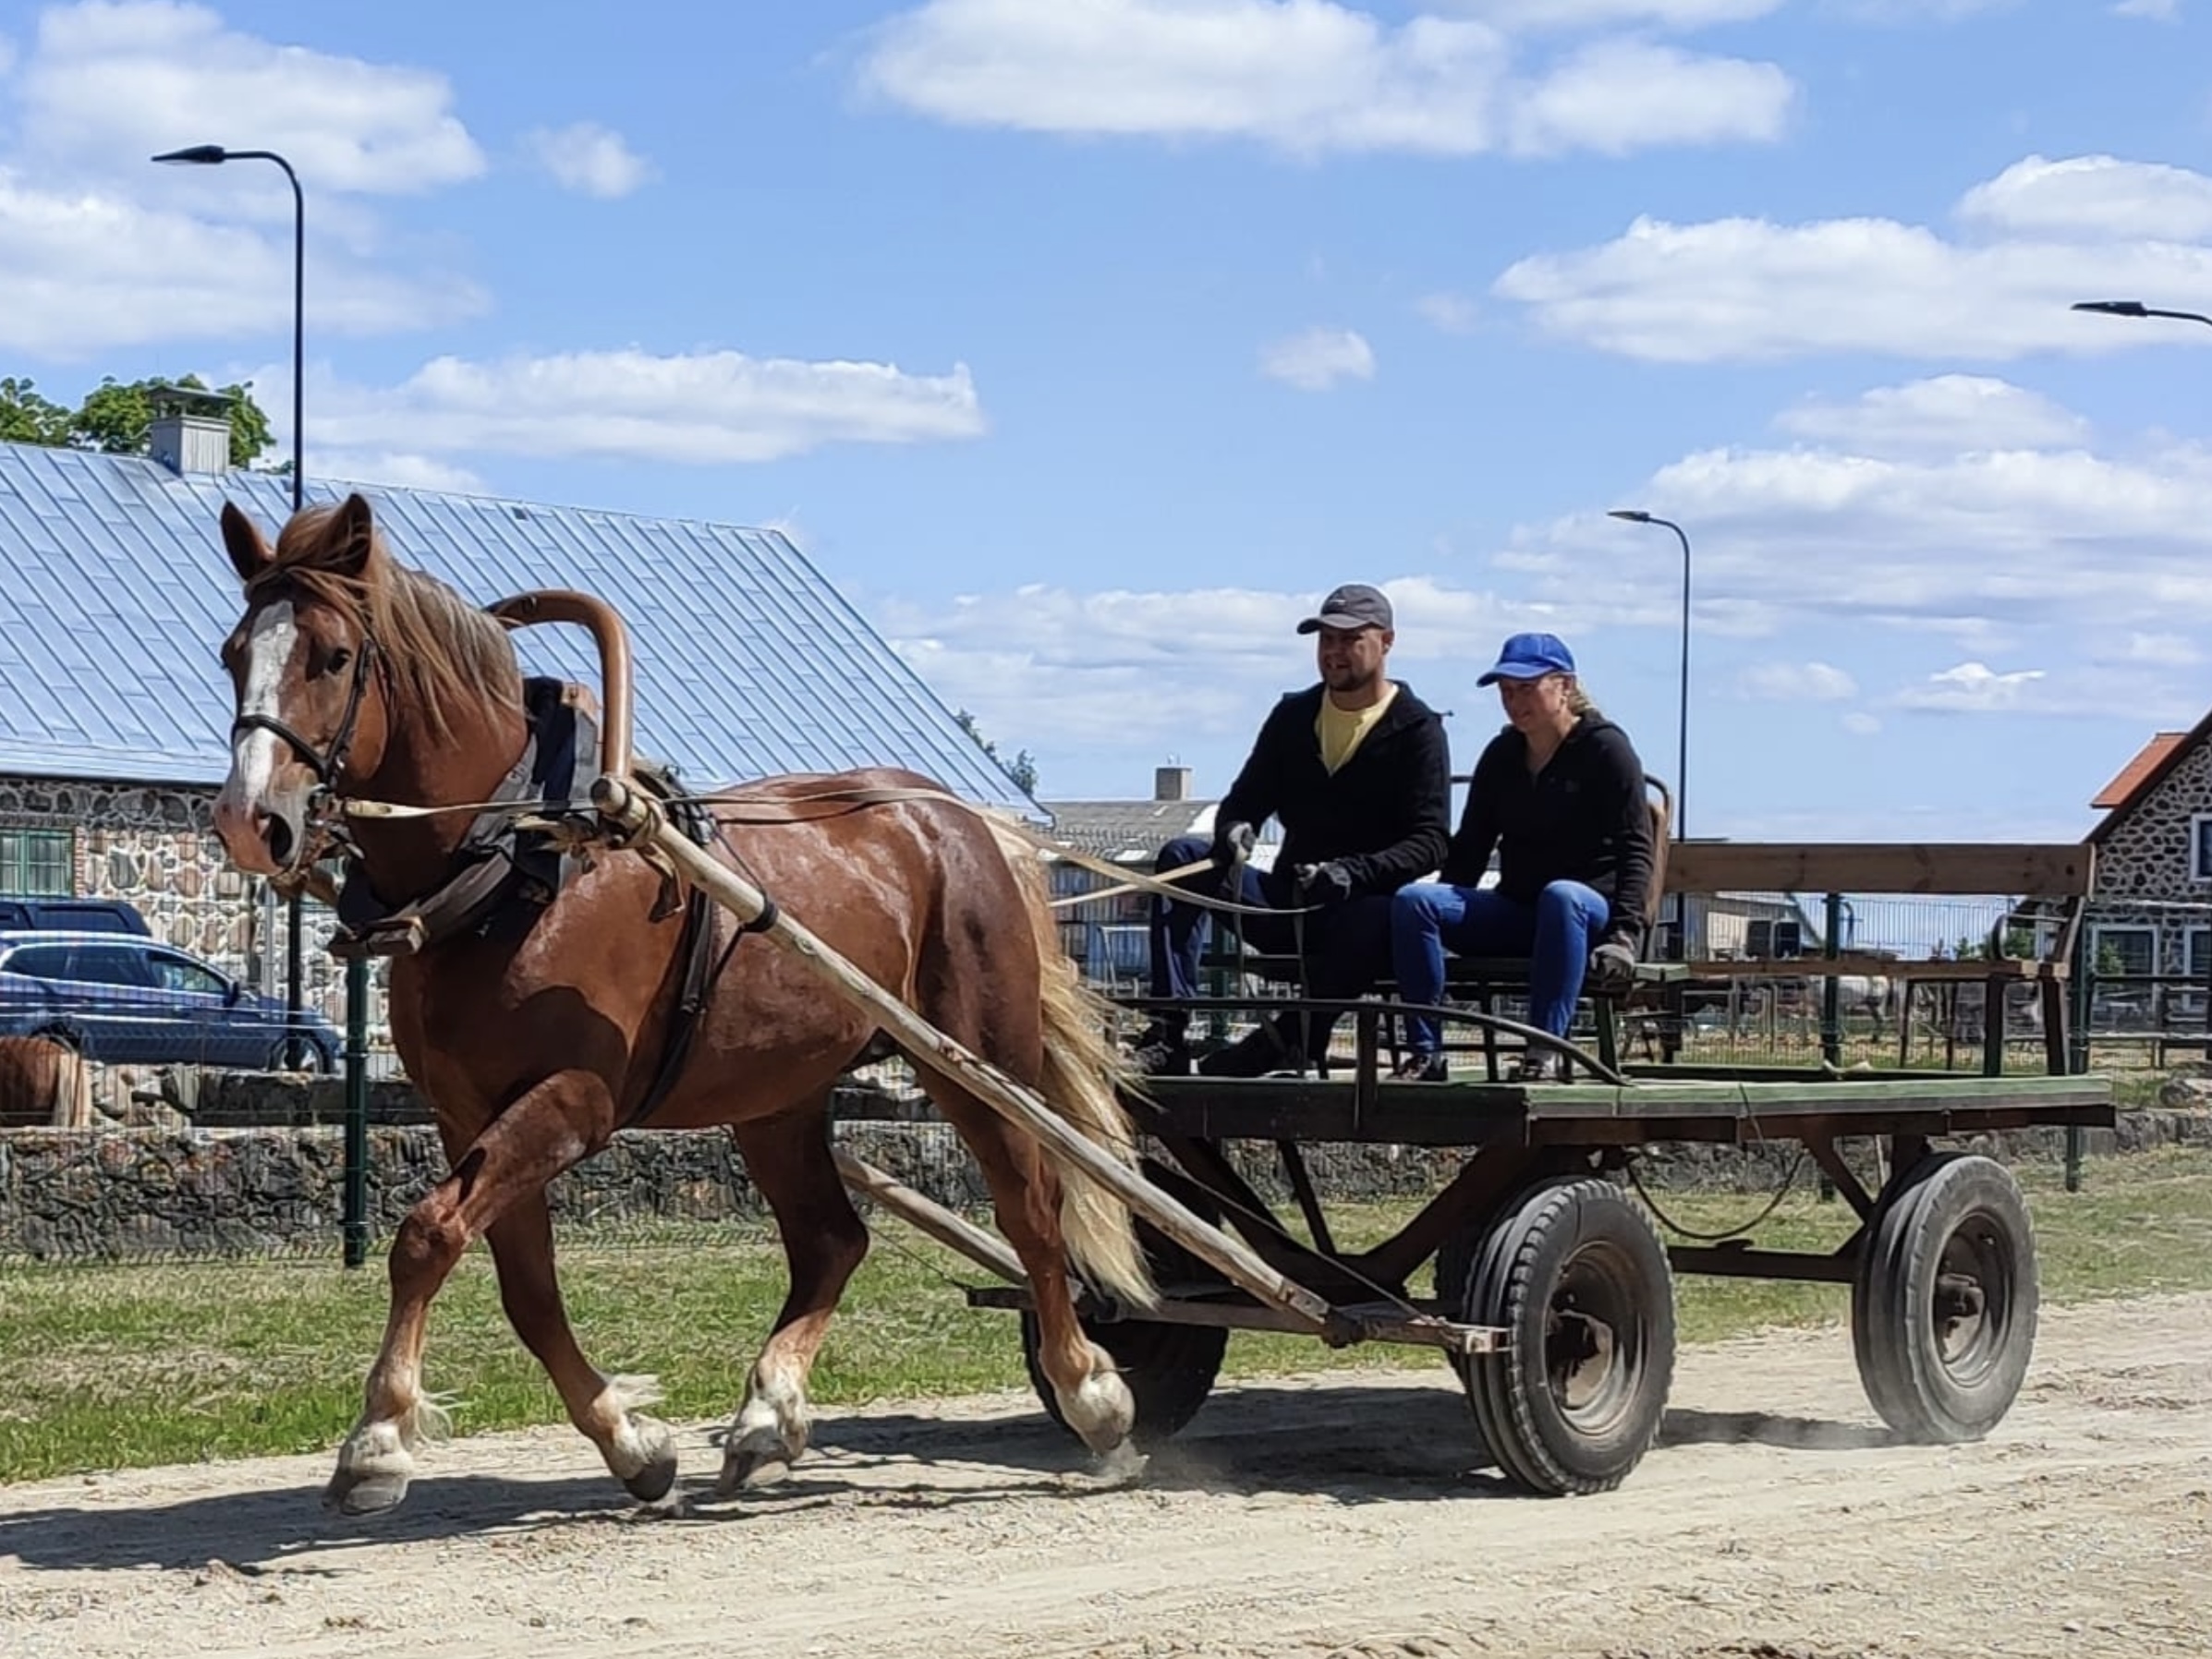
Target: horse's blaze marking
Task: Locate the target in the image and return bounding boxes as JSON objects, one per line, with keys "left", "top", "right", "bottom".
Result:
{"left": 225, "top": 599, "right": 299, "bottom": 812}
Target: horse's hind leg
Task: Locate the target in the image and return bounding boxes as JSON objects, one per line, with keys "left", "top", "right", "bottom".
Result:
{"left": 485, "top": 1192, "right": 677, "bottom": 1503}
{"left": 920, "top": 1073, "right": 1136, "bottom": 1468}
{"left": 718, "top": 1091, "right": 869, "bottom": 1495}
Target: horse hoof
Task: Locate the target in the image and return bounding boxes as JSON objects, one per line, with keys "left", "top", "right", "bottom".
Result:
{"left": 619, "top": 1417, "right": 680, "bottom": 1503}
{"left": 715, "top": 1440, "right": 796, "bottom": 1496}
{"left": 323, "top": 1467, "right": 410, "bottom": 1516}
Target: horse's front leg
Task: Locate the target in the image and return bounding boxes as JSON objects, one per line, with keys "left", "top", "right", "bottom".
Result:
{"left": 487, "top": 1192, "right": 678, "bottom": 1503}
{"left": 327, "top": 1071, "right": 610, "bottom": 1517}
{"left": 717, "top": 1096, "right": 869, "bottom": 1494}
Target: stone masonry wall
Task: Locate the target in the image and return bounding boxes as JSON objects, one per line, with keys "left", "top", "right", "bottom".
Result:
{"left": 5, "top": 1108, "right": 2206, "bottom": 1262}
{"left": 2093, "top": 739, "right": 2212, "bottom": 987}
{"left": 0, "top": 772, "right": 365, "bottom": 1031}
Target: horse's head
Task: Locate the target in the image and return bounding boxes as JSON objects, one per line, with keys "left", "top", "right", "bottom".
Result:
{"left": 213, "top": 494, "right": 394, "bottom": 878}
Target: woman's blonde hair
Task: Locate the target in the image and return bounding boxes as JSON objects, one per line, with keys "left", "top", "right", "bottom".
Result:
{"left": 1564, "top": 677, "right": 1601, "bottom": 720}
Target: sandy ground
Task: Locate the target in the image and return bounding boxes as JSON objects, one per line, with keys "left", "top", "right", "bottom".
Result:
{"left": 3, "top": 1293, "right": 2208, "bottom": 1659}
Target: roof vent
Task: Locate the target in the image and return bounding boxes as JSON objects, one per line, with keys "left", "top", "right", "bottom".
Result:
{"left": 146, "top": 383, "right": 234, "bottom": 478}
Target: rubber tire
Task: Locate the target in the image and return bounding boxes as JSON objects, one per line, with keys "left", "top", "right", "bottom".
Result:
{"left": 1021, "top": 1158, "right": 1230, "bottom": 1449}
{"left": 1458, "top": 1176, "right": 1676, "bottom": 1496}
{"left": 1852, "top": 1152, "right": 2038, "bottom": 1444}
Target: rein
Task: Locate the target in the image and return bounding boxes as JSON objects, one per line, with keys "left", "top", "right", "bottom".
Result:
{"left": 336, "top": 781, "right": 1312, "bottom": 922}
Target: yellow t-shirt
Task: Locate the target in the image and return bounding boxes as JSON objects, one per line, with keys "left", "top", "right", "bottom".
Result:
{"left": 1316, "top": 683, "right": 1399, "bottom": 774}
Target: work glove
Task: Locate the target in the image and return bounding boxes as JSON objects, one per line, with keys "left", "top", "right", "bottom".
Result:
{"left": 1589, "top": 938, "right": 1638, "bottom": 990}
{"left": 1210, "top": 819, "right": 1257, "bottom": 868}
{"left": 1292, "top": 861, "right": 1355, "bottom": 906}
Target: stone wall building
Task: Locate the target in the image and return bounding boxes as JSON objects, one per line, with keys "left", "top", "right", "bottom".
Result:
{"left": 2084, "top": 711, "right": 2212, "bottom": 1028}
{"left": 0, "top": 420, "right": 1041, "bottom": 1064}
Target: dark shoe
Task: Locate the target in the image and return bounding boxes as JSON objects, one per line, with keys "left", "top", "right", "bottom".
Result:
{"left": 1128, "top": 1025, "right": 1190, "bottom": 1077}
{"left": 1197, "top": 1016, "right": 1298, "bottom": 1078}
{"left": 1509, "top": 1048, "right": 1567, "bottom": 1084}
{"left": 1392, "top": 1051, "right": 1449, "bottom": 1083}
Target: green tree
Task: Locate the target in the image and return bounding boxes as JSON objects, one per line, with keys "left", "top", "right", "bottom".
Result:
{"left": 0, "top": 378, "right": 72, "bottom": 447}
{"left": 954, "top": 709, "right": 1040, "bottom": 797}
{"left": 1, "top": 371, "right": 276, "bottom": 468}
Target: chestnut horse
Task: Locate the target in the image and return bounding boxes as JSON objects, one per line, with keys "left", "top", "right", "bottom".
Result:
{"left": 209, "top": 494, "right": 1152, "bottom": 1515}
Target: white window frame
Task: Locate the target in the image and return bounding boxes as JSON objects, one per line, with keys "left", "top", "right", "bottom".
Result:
{"left": 2090, "top": 923, "right": 2158, "bottom": 983}
{"left": 2194, "top": 815, "right": 2212, "bottom": 883}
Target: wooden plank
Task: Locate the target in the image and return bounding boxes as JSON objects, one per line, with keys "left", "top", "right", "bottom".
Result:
{"left": 833, "top": 1149, "right": 1029, "bottom": 1286}
{"left": 591, "top": 775, "right": 1336, "bottom": 1334}
{"left": 1663, "top": 842, "right": 2093, "bottom": 898}
{"left": 1678, "top": 955, "right": 2054, "bottom": 982}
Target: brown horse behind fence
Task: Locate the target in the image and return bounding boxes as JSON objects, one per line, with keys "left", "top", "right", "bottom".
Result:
{"left": 0, "top": 1034, "right": 92, "bottom": 1128}
{"left": 208, "top": 493, "right": 1152, "bottom": 1515}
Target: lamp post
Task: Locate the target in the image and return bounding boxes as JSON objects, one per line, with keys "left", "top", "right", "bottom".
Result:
{"left": 1607, "top": 509, "right": 1693, "bottom": 843}
{"left": 2072, "top": 298, "right": 2212, "bottom": 330}
{"left": 155, "top": 144, "right": 367, "bottom": 1268}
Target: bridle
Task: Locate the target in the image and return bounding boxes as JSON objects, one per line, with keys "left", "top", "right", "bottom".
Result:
{"left": 230, "top": 631, "right": 381, "bottom": 796}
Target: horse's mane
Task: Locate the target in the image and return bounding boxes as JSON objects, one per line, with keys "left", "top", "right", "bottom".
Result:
{"left": 250, "top": 503, "right": 523, "bottom": 740}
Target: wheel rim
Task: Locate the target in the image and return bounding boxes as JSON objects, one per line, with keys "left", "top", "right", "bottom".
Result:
{"left": 1930, "top": 1210, "right": 2014, "bottom": 1387}
{"left": 1545, "top": 1241, "right": 1645, "bottom": 1435}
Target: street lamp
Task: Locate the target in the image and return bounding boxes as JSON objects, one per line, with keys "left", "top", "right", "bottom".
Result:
{"left": 1607, "top": 509, "right": 1692, "bottom": 842}
{"left": 154, "top": 144, "right": 365, "bottom": 1268}
{"left": 2072, "top": 298, "right": 2212, "bottom": 330}
{"left": 153, "top": 143, "right": 308, "bottom": 1034}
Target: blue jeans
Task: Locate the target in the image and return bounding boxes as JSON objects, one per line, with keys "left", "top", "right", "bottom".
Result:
{"left": 1390, "top": 880, "right": 1611, "bottom": 1054}
{"left": 1147, "top": 834, "right": 1392, "bottom": 1056}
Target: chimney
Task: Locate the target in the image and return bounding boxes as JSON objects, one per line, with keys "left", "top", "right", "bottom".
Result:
{"left": 1154, "top": 765, "right": 1191, "bottom": 802}
{"left": 146, "top": 383, "right": 235, "bottom": 478}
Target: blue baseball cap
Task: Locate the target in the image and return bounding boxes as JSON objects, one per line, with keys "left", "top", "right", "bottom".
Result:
{"left": 1477, "top": 631, "right": 1576, "bottom": 686}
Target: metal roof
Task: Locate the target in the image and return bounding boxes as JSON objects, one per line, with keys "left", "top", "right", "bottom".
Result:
{"left": 0, "top": 442, "right": 1037, "bottom": 817}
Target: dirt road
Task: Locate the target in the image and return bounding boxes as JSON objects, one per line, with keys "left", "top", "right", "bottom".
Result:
{"left": 5, "top": 1292, "right": 2208, "bottom": 1658}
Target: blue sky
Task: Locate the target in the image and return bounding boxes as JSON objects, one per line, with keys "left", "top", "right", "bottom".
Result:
{"left": 5, "top": 0, "right": 2212, "bottom": 842}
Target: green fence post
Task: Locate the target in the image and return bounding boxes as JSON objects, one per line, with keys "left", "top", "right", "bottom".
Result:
{"left": 343, "top": 955, "right": 370, "bottom": 1269}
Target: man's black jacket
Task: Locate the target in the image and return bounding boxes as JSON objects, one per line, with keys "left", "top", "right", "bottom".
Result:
{"left": 1440, "top": 714, "right": 1655, "bottom": 948}
{"left": 1216, "top": 682, "right": 1451, "bottom": 900}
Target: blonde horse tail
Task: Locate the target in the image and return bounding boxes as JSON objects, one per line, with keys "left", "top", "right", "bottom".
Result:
{"left": 991, "top": 822, "right": 1157, "bottom": 1311}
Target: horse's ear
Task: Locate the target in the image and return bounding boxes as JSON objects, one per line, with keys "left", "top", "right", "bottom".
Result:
{"left": 219, "top": 502, "right": 273, "bottom": 585}
{"left": 325, "top": 492, "right": 378, "bottom": 576}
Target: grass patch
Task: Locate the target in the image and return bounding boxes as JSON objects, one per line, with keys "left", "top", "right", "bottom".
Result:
{"left": 5, "top": 1148, "right": 2210, "bottom": 1485}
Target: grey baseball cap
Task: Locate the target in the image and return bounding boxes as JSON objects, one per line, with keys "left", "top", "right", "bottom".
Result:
{"left": 1296, "top": 582, "right": 1393, "bottom": 635}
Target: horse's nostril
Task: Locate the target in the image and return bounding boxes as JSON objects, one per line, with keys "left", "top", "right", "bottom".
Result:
{"left": 266, "top": 817, "right": 296, "bottom": 866}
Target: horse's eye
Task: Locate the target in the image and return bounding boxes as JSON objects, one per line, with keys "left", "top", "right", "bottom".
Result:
{"left": 326, "top": 648, "right": 352, "bottom": 674}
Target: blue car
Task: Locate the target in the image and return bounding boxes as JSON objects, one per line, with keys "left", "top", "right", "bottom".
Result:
{"left": 0, "top": 930, "right": 340, "bottom": 1072}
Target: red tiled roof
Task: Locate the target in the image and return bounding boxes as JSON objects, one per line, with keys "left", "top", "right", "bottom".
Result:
{"left": 2091, "top": 733, "right": 2187, "bottom": 810}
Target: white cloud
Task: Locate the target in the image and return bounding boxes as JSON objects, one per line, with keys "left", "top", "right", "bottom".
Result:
{"left": 1774, "top": 376, "right": 2088, "bottom": 454}
{"left": 1894, "top": 661, "right": 2047, "bottom": 712}
{"left": 1416, "top": 291, "right": 1480, "bottom": 333}
{"left": 1259, "top": 326, "right": 1376, "bottom": 390}
{"left": 1493, "top": 178, "right": 2212, "bottom": 362}
{"left": 2111, "top": 0, "right": 2177, "bottom": 16}
{"left": 853, "top": 0, "right": 1793, "bottom": 158}
{"left": 20, "top": 2, "right": 483, "bottom": 193}
{"left": 1506, "top": 40, "right": 1793, "bottom": 156}
{"left": 2117, "top": 631, "right": 2203, "bottom": 667}
{"left": 0, "top": 167, "right": 487, "bottom": 357}
{"left": 1430, "top": 0, "right": 1780, "bottom": 26}
{"left": 1739, "top": 660, "right": 1857, "bottom": 701}
{"left": 317, "top": 451, "right": 486, "bottom": 494}
{"left": 1958, "top": 154, "right": 2212, "bottom": 241}
{"left": 524, "top": 122, "right": 655, "bottom": 199}
{"left": 1841, "top": 711, "right": 1882, "bottom": 735}
{"left": 312, "top": 348, "right": 987, "bottom": 465}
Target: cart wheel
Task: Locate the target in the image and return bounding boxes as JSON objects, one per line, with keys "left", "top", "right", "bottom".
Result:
{"left": 1852, "top": 1152, "right": 2037, "bottom": 1444}
{"left": 1021, "top": 1158, "right": 1228, "bottom": 1448}
{"left": 1455, "top": 1176, "right": 1675, "bottom": 1496}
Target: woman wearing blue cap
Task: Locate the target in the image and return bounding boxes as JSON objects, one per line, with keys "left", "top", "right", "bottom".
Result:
{"left": 1389, "top": 631, "right": 1656, "bottom": 1082}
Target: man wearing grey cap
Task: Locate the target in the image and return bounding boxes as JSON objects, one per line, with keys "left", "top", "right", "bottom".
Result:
{"left": 1131, "top": 582, "right": 1452, "bottom": 1077}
